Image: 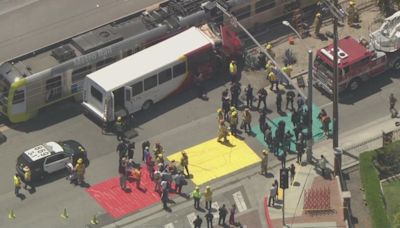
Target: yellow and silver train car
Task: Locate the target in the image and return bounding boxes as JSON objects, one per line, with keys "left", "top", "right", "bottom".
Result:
{"left": 0, "top": 0, "right": 316, "bottom": 123}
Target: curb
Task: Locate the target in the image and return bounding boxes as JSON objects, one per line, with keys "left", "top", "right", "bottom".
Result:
{"left": 264, "top": 197, "right": 274, "bottom": 228}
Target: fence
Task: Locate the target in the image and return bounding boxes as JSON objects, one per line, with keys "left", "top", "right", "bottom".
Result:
{"left": 338, "top": 125, "right": 400, "bottom": 228}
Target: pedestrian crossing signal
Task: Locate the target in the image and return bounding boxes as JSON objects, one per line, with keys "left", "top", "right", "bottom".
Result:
{"left": 280, "top": 168, "right": 289, "bottom": 189}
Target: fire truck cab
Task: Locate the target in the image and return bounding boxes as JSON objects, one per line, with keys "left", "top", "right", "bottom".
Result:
{"left": 313, "top": 36, "right": 400, "bottom": 94}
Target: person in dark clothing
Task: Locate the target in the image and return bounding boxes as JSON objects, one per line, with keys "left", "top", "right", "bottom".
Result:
{"left": 286, "top": 90, "right": 296, "bottom": 110}
{"left": 290, "top": 163, "right": 296, "bottom": 184}
{"left": 258, "top": 51, "right": 267, "bottom": 70}
{"left": 142, "top": 141, "right": 150, "bottom": 161}
{"left": 193, "top": 215, "right": 203, "bottom": 228}
{"left": 259, "top": 110, "right": 267, "bottom": 133}
{"left": 284, "top": 130, "right": 293, "bottom": 152}
{"left": 222, "top": 89, "right": 231, "bottom": 120}
{"left": 245, "top": 84, "right": 254, "bottom": 108}
{"left": 257, "top": 87, "right": 268, "bottom": 110}
{"left": 205, "top": 209, "right": 214, "bottom": 228}
{"left": 127, "top": 142, "right": 135, "bottom": 160}
{"left": 302, "top": 109, "right": 309, "bottom": 127}
{"left": 195, "top": 72, "right": 207, "bottom": 99}
{"left": 291, "top": 110, "right": 300, "bottom": 128}
{"left": 297, "top": 94, "right": 305, "bottom": 112}
{"left": 277, "top": 121, "right": 286, "bottom": 144}
{"left": 264, "top": 127, "right": 273, "bottom": 149}
{"left": 276, "top": 92, "right": 282, "bottom": 113}
{"left": 294, "top": 125, "right": 301, "bottom": 141}
{"left": 161, "top": 188, "right": 169, "bottom": 209}
{"left": 230, "top": 82, "right": 241, "bottom": 108}
{"left": 272, "top": 136, "right": 279, "bottom": 155}
{"left": 218, "top": 204, "right": 228, "bottom": 225}
{"left": 117, "top": 141, "right": 128, "bottom": 161}
{"left": 390, "top": 93, "right": 398, "bottom": 118}
{"left": 296, "top": 141, "right": 304, "bottom": 164}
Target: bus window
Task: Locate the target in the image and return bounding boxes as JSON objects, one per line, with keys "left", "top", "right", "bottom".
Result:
{"left": 12, "top": 89, "right": 25, "bottom": 104}
{"left": 158, "top": 68, "right": 172, "bottom": 84}
{"left": 144, "top": 75, "right": 157, "bottom": 91}
{"left": 90, "top": 86, "right": 103, "bottom": 103}
{"left": 173, "top": 62, "right": 186, "bottom": 78}
{"left": 131, "top": 81, "right": 143, "bottom": 96}
{"left": 232, "top": 5, "right": 251, "bottom": 20}
{"left": 255, "top": 0, "right": 275, "bottom": 14}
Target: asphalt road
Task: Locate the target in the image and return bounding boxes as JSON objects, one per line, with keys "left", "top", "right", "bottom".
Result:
{"left": 0, "top": 1, "right": 399, "bottom": 227}
{"left": 0, "top": 0, "right": 162, "bottom": 62}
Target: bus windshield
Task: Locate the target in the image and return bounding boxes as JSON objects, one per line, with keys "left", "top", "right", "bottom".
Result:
{"left": 314, "top": 55, "right": 334, "bottom": 78}
{"left": 0, "top": 74, "right": 10, "bottom": 110}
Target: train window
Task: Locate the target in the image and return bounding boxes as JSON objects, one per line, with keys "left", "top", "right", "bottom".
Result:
{"left": 124, "top": 49, "right": 133, "bottom": 57}
{"left": 96, "top": 57, "right": 117, "bottom": 69}
{"left": 232, "top": 5, "right": 251, "bottom": 20}
{"left": 46, "top": 76, "right": 62, "bottom": 102}
{"left": 90, "top": 86, "right": 103, "bottom": 103}
{"left": 255, "top": 0, "right": 275, "bottom": 14}
{"left": 131, "top": 81, "right": 143, "bottom": 96}
{"left": 12, "top": 89, "right": 25, "bottom": 104}
{"left": 173, "top": 62, "right": 186, "bottom": 78}
{"left": 72, "top": 65, "right": 91, "bottom": 82}
{"left": 144, "top": 75, "right": 157, "bottom": 91}
{"left": 158, "top": 68, "right": 172, "bottom": 84}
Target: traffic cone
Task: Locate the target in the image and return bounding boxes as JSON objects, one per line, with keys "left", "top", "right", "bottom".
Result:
{"left": 60, "top": 208, "right": 69, "bottom": 219}
{"left": 8, "top": 209, "right": 16, "bottom": 219}
{"left": 90, "top": 214, "right": 99, "bottom": 225}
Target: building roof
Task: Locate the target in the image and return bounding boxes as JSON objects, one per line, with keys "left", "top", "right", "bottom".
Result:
{"left": 86, "top": 27, "right": 215, "bottom": 92}
{"left": 319, "top": 36, "right": 373, "bottom": 68}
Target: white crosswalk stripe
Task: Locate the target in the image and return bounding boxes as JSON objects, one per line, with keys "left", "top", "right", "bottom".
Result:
{"left": 164, "top": 223, "right": 175, "bottom": 228}
{"left": 232, "top": 191, "right": 247, "bottom": 212}
{"left": 211, "top": 201, "right": 220, "bottom": 219}
{"left": 187, "top": 212, "right": 196, "bottom": 228}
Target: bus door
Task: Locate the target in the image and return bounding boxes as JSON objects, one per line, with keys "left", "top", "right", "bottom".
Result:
{"left": 123, "top": 86, "right": 135, "bottom": 114}
{"left": 105, "top": 92, "right": 114, "bottom": 122}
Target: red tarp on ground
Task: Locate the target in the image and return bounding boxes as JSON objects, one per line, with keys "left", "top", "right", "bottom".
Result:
{"left": 86, "top": 166, "right": 167, "bottom": 218}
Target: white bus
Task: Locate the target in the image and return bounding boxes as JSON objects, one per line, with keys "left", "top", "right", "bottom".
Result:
{"left": 82, "top": 25, "right": 240, "bottom": 123}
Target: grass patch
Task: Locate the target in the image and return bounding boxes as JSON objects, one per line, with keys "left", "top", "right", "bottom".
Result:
{"left": 383, "top": 180, "right": 400, "bottom": 227}
{"left": 360, "top": 150, "right": 390, "bottom": 228}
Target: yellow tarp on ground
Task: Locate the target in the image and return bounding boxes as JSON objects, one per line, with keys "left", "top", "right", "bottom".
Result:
{"left": 167, "top": 136, "right": 261, "bottom": 185}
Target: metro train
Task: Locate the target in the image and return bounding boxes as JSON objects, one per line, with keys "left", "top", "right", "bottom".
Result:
{"left": 0, "top": 0, "right": 316, "bottom": 123}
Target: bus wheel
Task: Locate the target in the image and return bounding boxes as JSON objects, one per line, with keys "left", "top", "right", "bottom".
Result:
{"left": 142, "top": 100, "right": 153, "bottom": 111}
{"left": 393, "top": 59, "right": 400, "bottom": 71}
{"left": 348, "top": 78, "right": 361, "bottom": 91}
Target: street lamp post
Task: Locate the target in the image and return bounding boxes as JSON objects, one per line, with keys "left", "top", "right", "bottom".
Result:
{"left": 282, "top": 21, "right": 313, "bottom": 163}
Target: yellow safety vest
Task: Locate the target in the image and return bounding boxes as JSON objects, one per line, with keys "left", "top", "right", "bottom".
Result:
{"left": 14, "top": 175, "right": 21, "bottom": 187}
{"left": 268, "top": 72, "right": 277, "bottom": 82}
{"left": 24, "top": 171, "right": 31, "bottom": 182}
{"left": 192, "top": 190, "right": 201, "bottom": 199}
{"left": 229, "top": 63, "right": 237, "bottom": 75}
{"left": 282, "top": 66, "right": 293, "bottom": 77}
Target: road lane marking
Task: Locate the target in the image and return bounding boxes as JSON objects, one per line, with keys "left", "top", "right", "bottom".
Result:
{"left": 164, "top": 223, "right": 174, "bottom": 228}
{"left": 211, "top": 201, "right": 220, "bottom": 218}
{"left": 187, "top": 212, "right": 196, "bottom": 228}
{"left": 232, "top": 191, "right": 247, "bottom": 212}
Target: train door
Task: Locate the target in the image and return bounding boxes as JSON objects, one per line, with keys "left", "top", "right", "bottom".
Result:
{"left": 45, "top": 75, "right": 62, "bottom": 103}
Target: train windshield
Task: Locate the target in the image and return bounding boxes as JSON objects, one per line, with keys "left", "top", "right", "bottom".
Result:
{"left": 0, "top": 74, "right": 10, "bottom": 110}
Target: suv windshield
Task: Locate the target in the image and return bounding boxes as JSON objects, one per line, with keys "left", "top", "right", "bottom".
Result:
{"left": 314, "top": 56, "right": 334, "bottom": 78}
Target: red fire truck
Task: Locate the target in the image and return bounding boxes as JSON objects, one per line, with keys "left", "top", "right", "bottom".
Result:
{"left": 313, "top": 36, "right": 400, "bottom": 94}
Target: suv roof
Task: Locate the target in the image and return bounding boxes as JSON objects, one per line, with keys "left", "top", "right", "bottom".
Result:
{"left": 23, "top": 142, "right": 64, "bottom": 162}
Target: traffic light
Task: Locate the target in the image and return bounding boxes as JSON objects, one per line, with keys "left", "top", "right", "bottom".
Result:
{"left": 280, "top": 168, "right": 289, "bottom": 189}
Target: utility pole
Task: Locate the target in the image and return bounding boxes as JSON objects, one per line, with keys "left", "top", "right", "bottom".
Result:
{"left": 320, "top": 0, "right": 345, "bottom": 175}
{"left": 332, "top": 0, "right": 339, "bottom": 149}
{"left": 307, "top": 50, "right": 313, "bottom": 163}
